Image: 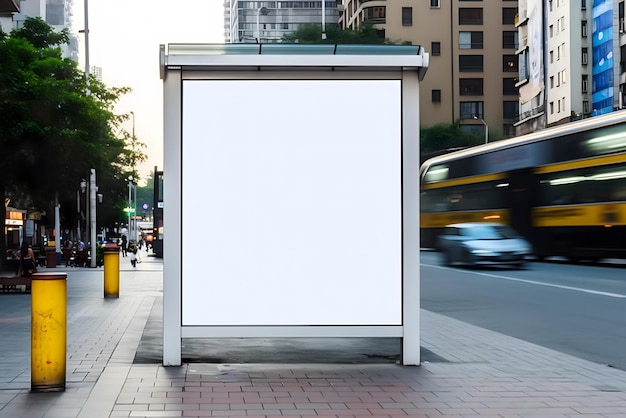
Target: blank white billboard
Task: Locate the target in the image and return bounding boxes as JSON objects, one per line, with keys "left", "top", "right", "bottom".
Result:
{"left": 181, "top": 79, "right": 402, "bottom": 326}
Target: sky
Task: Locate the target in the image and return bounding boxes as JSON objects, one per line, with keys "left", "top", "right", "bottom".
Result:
{"left": 71, "top": 0, "right": 224, "bottom": 184}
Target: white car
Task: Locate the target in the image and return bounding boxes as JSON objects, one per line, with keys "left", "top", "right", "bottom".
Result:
{"left": 437, "top": 222, "right": 533, "bottom": 268}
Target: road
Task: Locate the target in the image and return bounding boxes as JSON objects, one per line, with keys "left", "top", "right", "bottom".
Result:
{"left": 421, "top": 250, "right": 626, "bottom": 370}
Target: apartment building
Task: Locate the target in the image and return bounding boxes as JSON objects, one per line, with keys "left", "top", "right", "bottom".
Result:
{"left": 340, "top": 0, "right": 520, "bottom": 140}
{"left": 224, "top": 0, "right": 339, "bottom": 44}
{"left": 517, "top": 0, "right": 625, "bottom": 135}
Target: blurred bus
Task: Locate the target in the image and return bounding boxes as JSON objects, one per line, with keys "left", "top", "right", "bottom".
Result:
{"left": 420, "top": 110, "right": 626, "bottom": 262}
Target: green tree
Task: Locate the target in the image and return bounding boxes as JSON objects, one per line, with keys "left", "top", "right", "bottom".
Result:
{"left": 0, "top": 18, "right": 145, "bottom": 263}
{"left": 420, "top": 121, "right": 484, "bottom": 164}
{"left": 281, "top": 22, "right": 400, "bottom": 44}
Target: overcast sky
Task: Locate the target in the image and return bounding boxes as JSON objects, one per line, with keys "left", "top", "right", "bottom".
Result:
{"left": 71, "top": 0, "right": 224, "bottom": 183}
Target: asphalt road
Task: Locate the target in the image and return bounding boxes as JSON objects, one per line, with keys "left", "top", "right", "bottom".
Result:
{"left": 420, "top": 250, "right": 626, "bottom": 371}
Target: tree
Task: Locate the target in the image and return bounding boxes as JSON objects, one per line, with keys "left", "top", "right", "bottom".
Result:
{"left": 0, "top": 18, "right": 145, "bottom": 263}
{"left": 420, "top": 121, "right": 484, "bottom": 164}
{"left": 281, "top": 22, "right": 401, "bottom": 44}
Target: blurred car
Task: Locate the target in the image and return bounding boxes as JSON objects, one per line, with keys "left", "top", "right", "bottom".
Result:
{"left": 437, "top": 222, "right": 532, "bottom": 268}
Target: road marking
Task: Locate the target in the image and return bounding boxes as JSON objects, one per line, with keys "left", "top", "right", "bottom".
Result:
{"left": 423, "top": 264, "right": 626, "bottom": 298}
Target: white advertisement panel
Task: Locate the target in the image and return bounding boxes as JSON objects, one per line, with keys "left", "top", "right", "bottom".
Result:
{"left": 181, "top": 79, "right": 402, "bottom": 326}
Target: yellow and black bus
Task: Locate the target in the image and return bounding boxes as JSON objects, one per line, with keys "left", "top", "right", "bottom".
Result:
{"left": 420, "top": 110, "right": 626, "bottom": 262}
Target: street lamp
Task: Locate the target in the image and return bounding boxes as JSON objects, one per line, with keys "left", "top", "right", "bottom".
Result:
{"left": 474, "top": 115, "right": 489, "bottom": 144}
{"left": 79, "top": 0, "right": 90, "bottom": 93}
{"left": 89, "top": 169, "right": 97, "bottom": 267}
{"left": 321, "top": 0, "right": 326, "bottom": 40}
{"left": 130, "top": 111, "right": 135, "bottom": 139}
{"left": 78, "top": 179, "right": 87, "bottom": 242}
{"left": 127, "top": 176, "right": 136, "bottom": 243}
{"left": 256, "top": 6, "right": 270, "bottom": 43}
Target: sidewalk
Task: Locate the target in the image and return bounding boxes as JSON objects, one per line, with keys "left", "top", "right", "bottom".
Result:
{"left": 2, "top": 255, "right": 626, "bottom": 417}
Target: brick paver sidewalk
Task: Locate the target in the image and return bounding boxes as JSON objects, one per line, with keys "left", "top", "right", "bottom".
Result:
{"left": 2, "top": 256, "right": 626, "bottom": 417}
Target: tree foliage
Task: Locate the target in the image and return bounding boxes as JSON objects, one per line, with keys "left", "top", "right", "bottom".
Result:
{"left": 281, "top": 22, "right": 402, "bottom": 44}
{"left": 420, "top": 121, "right": 484, "bottom": 164}
{"left": 0, "top": 18, "right": 147, "bottom": 261}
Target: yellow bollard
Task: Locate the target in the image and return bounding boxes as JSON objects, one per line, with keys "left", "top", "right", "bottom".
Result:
{"left": 103, "top": 244, "right": 120, "bottom": 298}
{"left": 31, "top": 272, "right": 67, "bottom": 392}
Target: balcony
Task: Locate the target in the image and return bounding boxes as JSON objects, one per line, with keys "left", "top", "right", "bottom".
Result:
{"left": 0, "top": 0, "right": 19, "bottom": 13}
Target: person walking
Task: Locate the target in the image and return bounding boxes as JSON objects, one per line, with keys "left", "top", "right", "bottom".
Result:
{"left": 121, "top": 235, "right": 128, "bottom": 257}
{"left": 129, "top": 242, "right": 139, "bottom": 268}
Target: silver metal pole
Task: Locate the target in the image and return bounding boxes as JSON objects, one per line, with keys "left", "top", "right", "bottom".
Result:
{"left": 256, "top": 7, "right": 261, "bottom": 42}
{"left": 76, "top": 190, "right": 81, "bottom": 241}
{"left": 83, "top": 0, "right": 90, "bottom": 93}
{"left": 128, "top": 178, "right": 132, "bottom": 243}
{"left": 90, "top": 169, "right": 96, "bottom": 268}
{"left": 321, "top": 0, "right": 326, "bottom": 39}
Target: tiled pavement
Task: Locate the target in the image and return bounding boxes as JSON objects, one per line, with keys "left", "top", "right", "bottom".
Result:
{"left": 2, "top": 255, "right": 626, "bottom": 417}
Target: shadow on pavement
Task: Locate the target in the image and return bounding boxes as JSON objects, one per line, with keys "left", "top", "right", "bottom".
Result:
{"left": 134, "top": 297, "right": 447, "bottom": 364}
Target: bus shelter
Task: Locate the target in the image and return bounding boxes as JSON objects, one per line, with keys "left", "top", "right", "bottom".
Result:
{"left": 159, "top": 43, "right": 429, "bottom": 366}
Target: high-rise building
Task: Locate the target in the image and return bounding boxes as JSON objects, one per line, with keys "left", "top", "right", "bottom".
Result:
{"left": 516, "top": 0, "right": 624, "bottom": 135}
{"left": 2, "top": 0, "right": 79, "bottom": 61}
{"left": 224, "top": 0, "right": 339, "bottom": 44}
{"left": 339, "top": 1, "right": 520, "bottom": 140}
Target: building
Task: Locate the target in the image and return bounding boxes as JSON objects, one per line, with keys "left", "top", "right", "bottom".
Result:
{"left": 517, "top": 0, "right": 625, "bottom": 135}
{"left": 0, "top": 0, "right": 20, "bottom": 31}
{"left": 1, "top": 0, "right": 79, "bottom": 61}
{"left": 224, "top": 0, "right": 340, "bottom": 44}
{"left": 339, "top": 0, "right": 520, "bottom": 140}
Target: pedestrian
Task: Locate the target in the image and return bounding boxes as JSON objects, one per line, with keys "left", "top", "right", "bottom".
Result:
{"left": 18, "top": 241, "right": 36, "bottom": 277}
{"left": 129, "top": 242, "right": 139, "bottom": 268}
{"left": 121, "top": 235, "right": 128, "bottom": 257}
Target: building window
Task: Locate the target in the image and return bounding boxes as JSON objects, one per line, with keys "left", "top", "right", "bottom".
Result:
{"left": 460, "top": 101, "right": 484, "bottom": 119}
{"left": 550, "top": 101, "right": 554, "bottom": 114}
{"left": 549, "top": 25, "right": 554, "bottom": 38}
{"left": 582, "top": 47, "right": 588, "bottom": 64}
{"left": 503, "top": 78, "right": 517, "bottom": 95}
{"left": 503, "top": 101, "right": 519, "bottom": 119}
{"left": 460, "top": 78, "right": 484, "bottom": 96}
{"left": 581, "top": 0, "right": 586, "bottom": 10}
{"left": 582, "top": 75, "right": 588, "bottom": 92}
{"left": 459, "top": 55, "right": 484, "bottom": 72}
{"left": 581, "top": 20, "right": 588, "bottom": 37}
{"left": 430, "top": 0, "right": 440, "bottom": 8}
{"left": 459, "top": 8, "right": 483, "bottom": 25}
{"left": 432, "top": 89, "right": 441, "bottom": 103}
{"left": 550, "top": 76, "right": 554, "bottom": 89}
{"left": 503, "top": 55, "right": 518, "bottom": 72}
{"left": 583, "top": 100, "right": 590, "bottom": 113}
{"left": 459, "top": 31, "right": 483, "bottom": 49}
{"left": 502, "top": 8, "right": 517, "bottom": 25}
{"left": 431, "top": 41, "right": 441, "bottom": 56}
{"left": 502, "top": 31, "right": 518, "bottom": 49}
{"left": 402, "top": 7, "right": 413, "bottom": 26}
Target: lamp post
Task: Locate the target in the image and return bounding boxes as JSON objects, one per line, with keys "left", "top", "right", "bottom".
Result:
{"left": 256, "top": 6, "right": 270, "bottom": 42}
{"left": 79, "top": 0, "right": 90, "bottom": 93}
{"left": 79, "top": 179, "right": 87, "bottom": 241}
{"left": 130, "top": 111, "right": 135, "bottom": 139}
{"left": 474, "top": 115, "right": 489, "bottom": 144}
{"left": 321, "top": 0, "right": 326, "bottom": 40}
{"left": 89, "top": 169, "right": 97, "bottom": 268}
{"left": 128, "top": 176, "right": 135, "bottom": 243}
